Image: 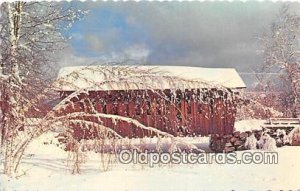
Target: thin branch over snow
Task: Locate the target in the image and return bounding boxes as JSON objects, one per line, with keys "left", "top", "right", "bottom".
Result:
{"left": 0, "top": 1, "right": 86, "bottom": 176}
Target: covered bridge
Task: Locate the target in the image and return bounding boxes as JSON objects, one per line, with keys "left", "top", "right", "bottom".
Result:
{"left": 56, "top": 65, "right": 246, "bottom": 139}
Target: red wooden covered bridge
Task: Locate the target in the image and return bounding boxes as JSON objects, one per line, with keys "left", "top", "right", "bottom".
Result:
{"left": 55, "top": 65, "right": 246, "bottom": 139}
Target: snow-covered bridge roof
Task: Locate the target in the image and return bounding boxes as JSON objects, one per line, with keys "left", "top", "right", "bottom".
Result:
{"left": 56, "top": 65, "right": 246, "bottom": 91}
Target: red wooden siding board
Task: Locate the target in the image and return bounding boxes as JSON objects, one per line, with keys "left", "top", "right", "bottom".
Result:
{"left": 58, "top": 89, "right": 237, "bottom": 139}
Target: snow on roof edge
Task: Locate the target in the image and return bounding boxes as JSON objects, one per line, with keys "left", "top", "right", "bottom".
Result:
{"left": 56, "top": 65, "right": 247, "bottom": 91}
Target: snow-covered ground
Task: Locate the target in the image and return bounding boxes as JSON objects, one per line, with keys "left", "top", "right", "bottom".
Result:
{"left": 1, "top": 132, "right": 300, "bottom": 191}
{"left": 234, "top": 119, "right": 265, "bottom": 132}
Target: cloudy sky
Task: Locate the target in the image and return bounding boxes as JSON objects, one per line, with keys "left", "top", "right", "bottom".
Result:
{"left": 61, "top": 1, "right": 300, "bottom": 80}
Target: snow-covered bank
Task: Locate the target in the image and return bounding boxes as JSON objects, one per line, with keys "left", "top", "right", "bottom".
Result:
{"left": 1, "top": 133, "right": 300, "bottom": 190}
{"left": 234, "top": 119, "right": 265, "bottom": 132}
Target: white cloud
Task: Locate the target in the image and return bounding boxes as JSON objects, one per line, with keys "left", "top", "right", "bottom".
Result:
{"left": 85, "top": 34, "right": 105, "bottom": 52}
{"left": 71, "top": 33, "right": 83, "bottom": 40}
{"left": 124, "top": 44, "right": 150, "bottom": 62}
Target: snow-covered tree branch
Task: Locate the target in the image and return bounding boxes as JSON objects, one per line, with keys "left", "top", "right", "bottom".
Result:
{"left": 259, "top": 5, "right": 300, "bottom": 117}
{"left": 0, "top": 1, "right": 85, "bottom": 176}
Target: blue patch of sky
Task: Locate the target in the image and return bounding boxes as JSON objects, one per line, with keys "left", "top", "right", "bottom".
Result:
{"left": 64, "top": 3, "right": 151, "bottom": 58}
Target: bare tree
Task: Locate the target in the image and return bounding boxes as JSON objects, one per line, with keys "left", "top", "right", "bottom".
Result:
{"left": 0, "top": 1, "right": 85, "bottom": 176}
{"left": 260, "top": 5, "right": 300, "bottom": 117}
